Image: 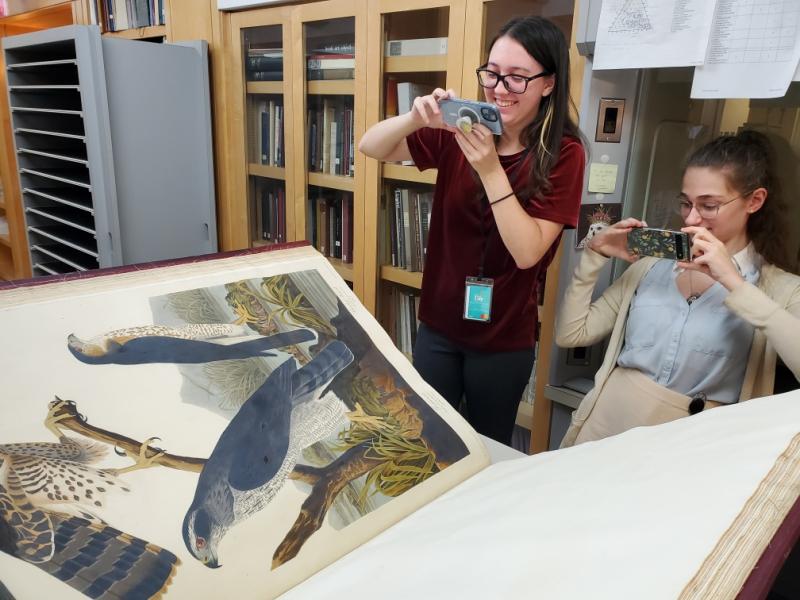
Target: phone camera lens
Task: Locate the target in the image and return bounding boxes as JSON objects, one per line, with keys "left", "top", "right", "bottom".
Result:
{"left": 481, "top": 108, "right": 497, "bottom": 121}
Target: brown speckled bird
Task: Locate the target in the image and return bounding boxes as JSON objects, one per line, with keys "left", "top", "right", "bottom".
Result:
{"left": 0, "top": 401, "right": 180, "bottom": 599}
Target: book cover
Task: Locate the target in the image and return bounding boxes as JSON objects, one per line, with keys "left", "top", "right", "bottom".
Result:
{"left": 0, "top": 245, "right": 488, "bottom": 599}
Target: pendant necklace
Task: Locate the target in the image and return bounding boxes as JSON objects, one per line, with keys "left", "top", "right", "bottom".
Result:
{"left": 686, "top": 270, "right": 701, "bottom": 305}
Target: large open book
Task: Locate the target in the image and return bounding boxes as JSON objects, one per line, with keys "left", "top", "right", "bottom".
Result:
{"left": 0, "top": 243, "right": 489, "bottom": 599}
{"left": 2, "top": 243, "right": 799, "bottom": 600}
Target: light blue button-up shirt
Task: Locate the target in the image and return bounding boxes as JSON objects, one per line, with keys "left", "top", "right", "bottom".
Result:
{"left": 617, "top": 245, "right": 761, "bottom": 403}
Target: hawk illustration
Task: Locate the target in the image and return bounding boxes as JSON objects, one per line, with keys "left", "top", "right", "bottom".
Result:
{"left": 0, "top": 401, "right": 179, "bottom": 599}
{"left": 67, "top": 325, "right": 314, "bottom": 365}
{"left": 182, "top": 340, "right": 354, "bottom": 568}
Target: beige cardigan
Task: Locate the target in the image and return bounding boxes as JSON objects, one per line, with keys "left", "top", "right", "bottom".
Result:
{"left": 556, "top": 247, "right": 800, "bottom": 448}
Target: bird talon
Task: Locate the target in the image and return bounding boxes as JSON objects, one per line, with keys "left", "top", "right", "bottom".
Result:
{"left": 109, "top": 437, "right": 166, "bottom": 476}
{"left": 45, "top": 399, "right": 77, "bottom": 439}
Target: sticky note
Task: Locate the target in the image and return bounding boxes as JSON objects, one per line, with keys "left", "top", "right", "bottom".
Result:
{"left": 587, "top": 163, "right": 618, "bottom": 194}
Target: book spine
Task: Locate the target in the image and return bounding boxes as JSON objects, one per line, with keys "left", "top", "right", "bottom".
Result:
{"left": 318, "top": 198, "right": 328, "bottom": 256}
{"left": 261, "top": 106, "right": 269, "bottom": 164}
{"left": 307, "top": 58, "right": 355, "bottom": 69}
{"left": 277, "top": 187, "right": 285, "bottom": 243}
{"left": 401, "top": 189, "right": 412, "bottom": 271}
{"left": 419, "top": 193, "right": 432, "bottom": 269}
{"left": 411, "top": 192, "right": 423, "bottom": 272}
{"left": 387, "top": 190, "right": 397, "bottom": 267}
{"left": 385, "top": 37, "right": 448, "bottom": 57}
{"left": 394, "top": 188, "right": 404, "bottom": 268}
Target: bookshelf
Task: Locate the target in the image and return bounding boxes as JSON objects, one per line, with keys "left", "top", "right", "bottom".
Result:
{"left": 226, "top": 0, "right": 366, "bottom": 293}
{"left": 292, "top": 0, "right": 366, "bottom": 295}
{"left": 88, "top": 0, "right": 168, "bottom": 39}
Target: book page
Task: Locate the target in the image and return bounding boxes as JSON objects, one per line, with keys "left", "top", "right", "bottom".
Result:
{"left": 0, "top": 245, "right": 489, "bottom": 599}
{"left": 691, "top": 0, "right": 800, "bottom": 99}
{"left": 593, "top": 0, "right": 718, "bottom": 69}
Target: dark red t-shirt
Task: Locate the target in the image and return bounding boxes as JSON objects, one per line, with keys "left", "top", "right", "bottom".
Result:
{"left": 406, "top": 128, "right": 584, "bottom": 352}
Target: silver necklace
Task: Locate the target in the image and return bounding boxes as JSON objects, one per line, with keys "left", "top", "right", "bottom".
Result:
{"left": 686, "top": 270, "right": 701, "bottom": 304}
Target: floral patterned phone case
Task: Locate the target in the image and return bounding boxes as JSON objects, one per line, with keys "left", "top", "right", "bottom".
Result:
{"left": 628, "top": 227, "right": 691, "bottom": 261}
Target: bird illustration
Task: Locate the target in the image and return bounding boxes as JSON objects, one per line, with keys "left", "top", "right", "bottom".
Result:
{"left": 0, "top": 401, "right": 180, "bottom": 599}
{"left": 67, "top": 325, "right": 315, "bottom": 365}
{"left": 182, "top": 340, "right": 354, "bottom": 568}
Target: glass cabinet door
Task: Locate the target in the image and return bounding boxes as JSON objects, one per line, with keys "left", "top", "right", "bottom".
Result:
{"left": 245, "top": 25, "right": 288, "bottom": 246}
{"left": 293, "top": 0, "right": 366, "bottom": 295}
{"left": 362, "top": 0, "right": 466, "bottom": 351}
{"left": 229, "top": 8, "right": 294, "bottom": 251}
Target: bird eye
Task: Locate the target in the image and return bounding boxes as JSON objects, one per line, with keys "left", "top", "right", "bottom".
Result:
{"left": 196, "top": 536, "right": 206, "bottom": 549}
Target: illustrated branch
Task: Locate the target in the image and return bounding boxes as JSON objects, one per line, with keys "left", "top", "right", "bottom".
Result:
{"left": 49, "top": 398, "right": 207, "bottom": 473}
{"left": 273, "top": 441, "right": 381, "bottom": 568}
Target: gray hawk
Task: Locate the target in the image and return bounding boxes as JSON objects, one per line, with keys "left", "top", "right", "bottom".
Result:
{"left": 182, "top": 340, "right": 354, "bottom": 568}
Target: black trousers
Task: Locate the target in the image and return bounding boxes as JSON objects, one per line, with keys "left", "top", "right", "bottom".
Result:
{"left": 412, "top": 323, "right": 536, "bottom": 446}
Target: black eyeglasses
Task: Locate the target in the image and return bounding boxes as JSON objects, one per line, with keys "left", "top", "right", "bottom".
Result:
{"left": 476, "top": 66, "right": 552, "bottom": 94}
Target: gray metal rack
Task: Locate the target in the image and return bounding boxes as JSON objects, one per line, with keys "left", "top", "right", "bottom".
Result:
{"left": 3, "top": 24, "right": 217, "bottom": 276}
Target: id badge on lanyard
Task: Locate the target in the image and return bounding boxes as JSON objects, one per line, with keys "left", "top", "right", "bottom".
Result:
{"left": 463, "top": 153, "right": 524, "bottom": 324}
{"left": 463, "top": 276, "right": 494, "bottom": 322}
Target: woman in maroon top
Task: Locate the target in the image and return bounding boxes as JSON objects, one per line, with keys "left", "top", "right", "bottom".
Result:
{"left": 359, "top": 16, "right": 585, "bottom": 445}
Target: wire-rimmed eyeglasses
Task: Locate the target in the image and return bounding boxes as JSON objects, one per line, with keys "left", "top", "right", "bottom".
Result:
{"left": 674, "top": 190, "right": 752, "bottom": 219}
{"left": 476, "top": 66, "right": 552, "bottom": 94}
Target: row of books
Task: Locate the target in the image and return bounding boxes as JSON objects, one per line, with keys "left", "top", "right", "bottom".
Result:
{"left": 386, "top": 287, "right": 420, "bottom": 359}
{"left": 254, "top": 184, "right": 286, "bottom": 244}
{"left": 249, "top": 98, "right": 284, "bottom": 167}
{"left": 246, "top": 48, "right": 282, "bottom": 82}
{"left": 310, "top": 193, "right": 354, "bottom": 264}
{"left": 245, "top": 43, "right": 357, "bottom": 82}
{"left": 307, "top": 98, "right": 355, "bottom": 177}
{"left": 387, "top": 188, "right": 433, "bottom": 273}
{"left": 307, "top": 53, "right": 355, "bottom": 81}
{"left": 97, "top": 0, "right": 165, "bottom": 32}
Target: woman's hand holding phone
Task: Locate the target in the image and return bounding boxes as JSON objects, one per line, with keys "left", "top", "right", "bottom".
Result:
{"left": 587, "top": 217, "right": 647, "bottom": 262}
{"left": 409, "top": 88, "right": 455, "bottom": 130}
{"left": 678, "top": 226, "right": 745, "bottom": 291}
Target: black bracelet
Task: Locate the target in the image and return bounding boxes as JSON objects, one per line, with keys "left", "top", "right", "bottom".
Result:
{"left": 489, "top": 191, "right": 515, "bottom": 206}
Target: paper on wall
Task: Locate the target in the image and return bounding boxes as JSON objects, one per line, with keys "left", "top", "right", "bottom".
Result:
{"left": 593, "top": 0, "right": 718, "bottom": 70}
{"left": 691, "top": 0, "right": 800, "bottom": 98}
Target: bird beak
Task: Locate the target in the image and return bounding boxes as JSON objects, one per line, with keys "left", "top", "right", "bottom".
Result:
{"left": 204, "top": 557, "right": 222, "bottom": 569}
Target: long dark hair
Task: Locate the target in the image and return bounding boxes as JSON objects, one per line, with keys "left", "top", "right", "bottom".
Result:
{"left": 684, "top": 130, "right": 794, "bottom": 273}
{"left": 488, "top": 16, "right": 583, "bottom": 199}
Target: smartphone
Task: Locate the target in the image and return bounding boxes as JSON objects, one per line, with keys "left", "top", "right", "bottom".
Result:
{"left": 438, "top": 98, "right": 503, "bottom": 135}
{"left": 627, "top": 227, "right": 692, "bottom": 261}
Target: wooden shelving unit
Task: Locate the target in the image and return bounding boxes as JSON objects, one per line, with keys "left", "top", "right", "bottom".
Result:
{"left": 0, "top": 1, "right": 79, "bottom": 280}
{"left": 103, "top": 24, "right": 166, "bottom": 40}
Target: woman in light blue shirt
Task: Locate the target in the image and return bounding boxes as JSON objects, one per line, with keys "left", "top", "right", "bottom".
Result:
{"left": 557, "top": 130, "right": 800, "bottom": 446}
